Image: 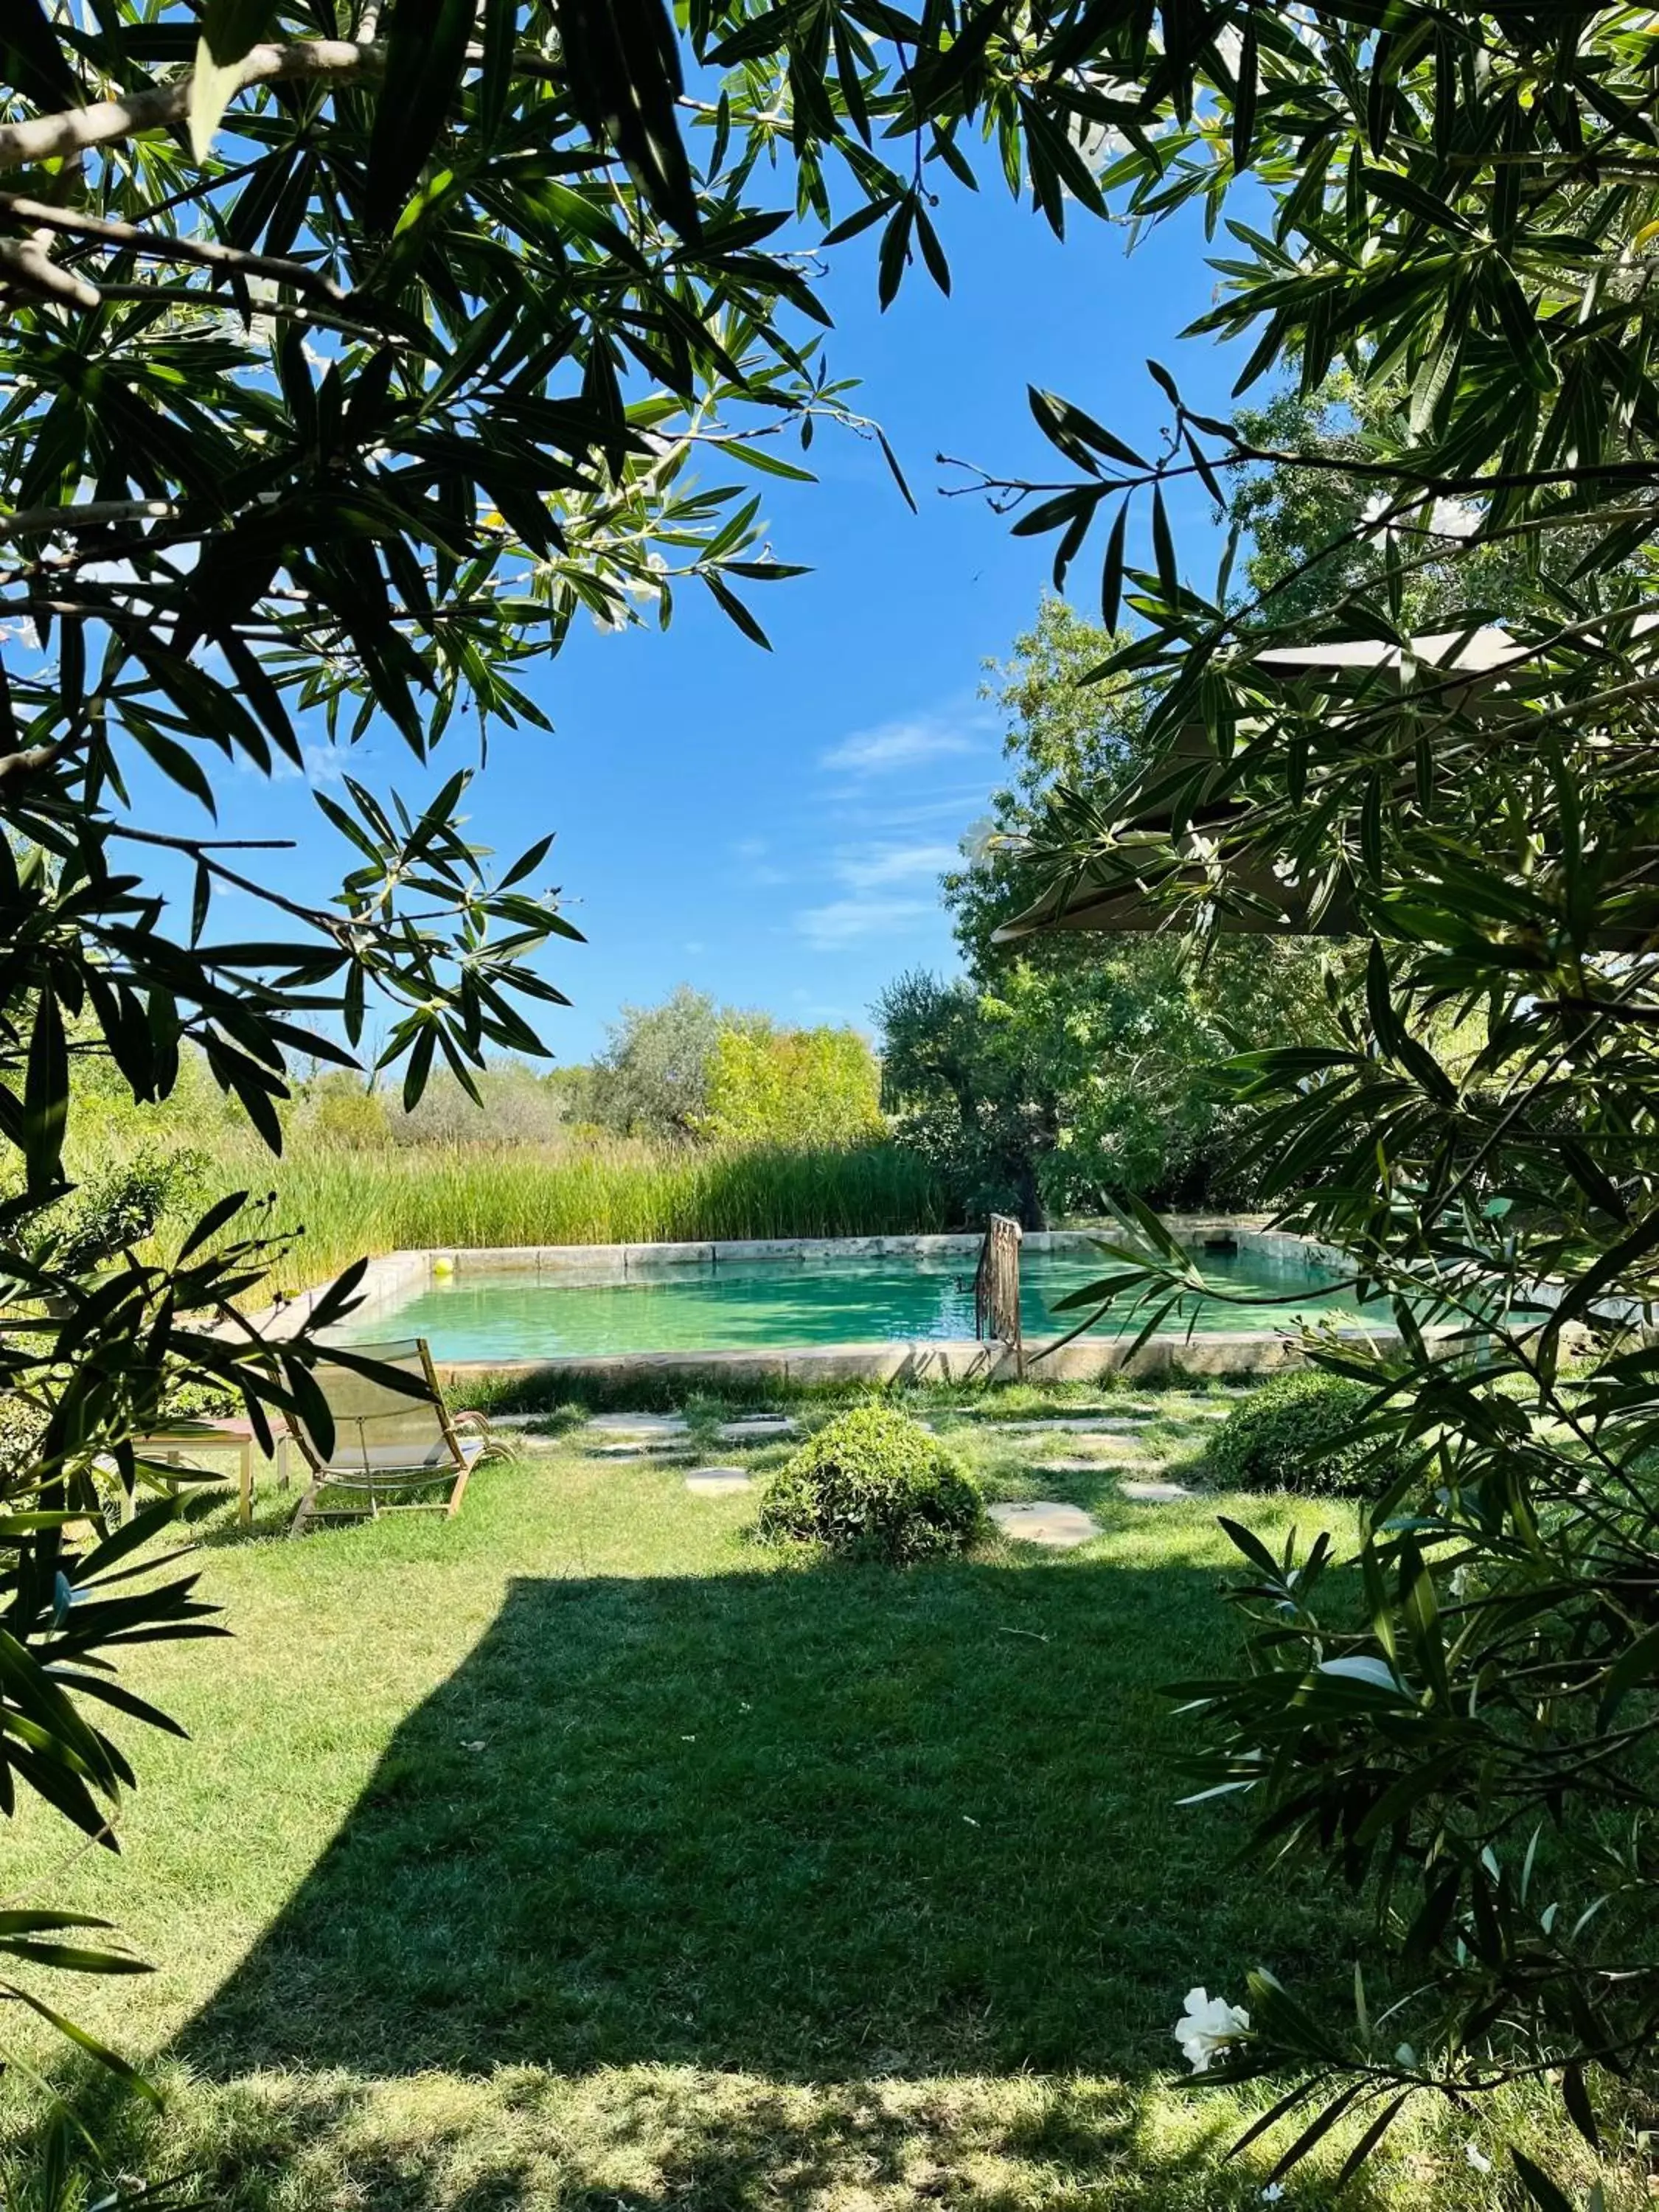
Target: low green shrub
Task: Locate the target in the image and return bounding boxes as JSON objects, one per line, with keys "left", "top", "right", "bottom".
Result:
{"left": 1207, "top": 1368, "right": 1398, "bottom": 1496}
{"left": 758, "top": 1405, "right": 985, "bottom": 1563}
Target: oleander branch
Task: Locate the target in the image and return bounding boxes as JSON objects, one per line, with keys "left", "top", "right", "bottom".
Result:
{"left": 0, "top": 40, "right": 383, "bottom": 175}
{"left": 0, "top": 34, "right": 570, "bottom": 178}
{"left": 0, "top": 235, "right": 98, "bottom": 308}
{"left": 0, "top": 498, "right": 176, "bottom": 541}
{"left": 0, "top": 194, "right": 349, "bottom": 304}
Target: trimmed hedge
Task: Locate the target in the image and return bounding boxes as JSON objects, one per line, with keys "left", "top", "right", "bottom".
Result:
{"left": 758, "top": 1404, "right": 985, "bottom": 1563}
{"left": 1207, "top": 1370, "right": 1398, "bottom": 1496}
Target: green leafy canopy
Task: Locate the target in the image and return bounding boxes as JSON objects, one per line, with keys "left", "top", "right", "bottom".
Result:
{"left": 10, "top": 3, "right": 1659, "bottom": 2202}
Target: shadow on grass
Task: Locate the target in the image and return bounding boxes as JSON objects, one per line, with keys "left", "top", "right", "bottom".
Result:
{"left": 176, "top": 1556, "right": 1339, "bottom": 2087}
{"left": 23, "top": 2054, "right": 1373, "bottom": 2212}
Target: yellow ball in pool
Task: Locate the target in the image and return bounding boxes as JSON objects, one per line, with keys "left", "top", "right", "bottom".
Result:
{"left": 434, "top": 1256, "right": 455, "bottom": 1278}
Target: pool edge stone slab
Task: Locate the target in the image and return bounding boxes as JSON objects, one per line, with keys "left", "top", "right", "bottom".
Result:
{"left": 433, "top": 1324, "right": 1419, "bottom": 1394}
{"left": 270, "top": 1221, "right": 1453, "bottom": 1385}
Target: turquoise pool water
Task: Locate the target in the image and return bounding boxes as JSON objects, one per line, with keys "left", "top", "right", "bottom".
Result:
{"left": 338, "top": 1244, "right": 1366, "bottom": 1361}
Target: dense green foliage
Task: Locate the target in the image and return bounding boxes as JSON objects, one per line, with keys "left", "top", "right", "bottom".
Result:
{"left": 758, "top": 1405, "right": 984, "bottom": 1564}
{"left": 879, "top": 607, "right": 1333, "bottom": 1227}
{"left": 967, "top": 0, "right": 1659, "bottom": 2192}
{"left": 588, "top": 990, "right": 883, "bottom": 1150}
{"left": 588, "top": 990, "right": 729, "bottom": 1142}
{"left": 943, "top": 600, "right": 1155, "bottom": 979}
{"left": 55, "top": 1065, "right": 943, "bottom": 1286}
{"left": 58, "top": 1029, "right": 927, "bottom": 1290}
{"left": 300, "top": 1062, "right": 575, "bottom": 1148}
{"left": 1206, "top": 1371, "right": 1394, "bottom": 1498}
{"left": 246, "top": 1138, "right": 946, "bottom": 1287}
{"left": 698, "top": 1023, "right": 885, "bottom": 1149}
{"left": 10, "top": 0, "right": 1659, "bottom": 2197}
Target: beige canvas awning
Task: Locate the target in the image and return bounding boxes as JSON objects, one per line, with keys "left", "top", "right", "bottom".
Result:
{"left": 994, "top": 626, "right": 1520, "bottom": 944}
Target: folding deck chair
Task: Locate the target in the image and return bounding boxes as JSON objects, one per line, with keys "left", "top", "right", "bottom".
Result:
{"left": 288, "top": 1338, "right": 487, "bottom": 1534}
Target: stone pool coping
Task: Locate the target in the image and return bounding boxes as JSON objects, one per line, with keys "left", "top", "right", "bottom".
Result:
{"left": 431, "top": 1326, "right": 1407, "bottom": 1392}
{"left": 248, "top": 1218, "right": 1403, "bottom": 1386}
{"left": 320, "top": 1217, "right": 1324, "bottom": 1299}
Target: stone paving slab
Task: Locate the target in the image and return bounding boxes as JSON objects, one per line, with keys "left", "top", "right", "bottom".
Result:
{"left": 1032, "top": 1447, "right": 1153, "bottom": 1472}
{"left": 685, "top": 1467, "right": 755, "bottom": 1496}
{"left": 989, "top": 1500, "right": 1102, "bottom": 1548}
{"left": 1120, "top": 1479, "right": 1194, "bottom": 1503}
{"left": 587, "top": 1439, "right": 686, "bottom": 1458}
{"left": 585, "top": 1413, "right": 689, "bottom": 1437}
{"left": 717, "top": 1418, "right": 797, "bottom": 1441}
{"left": 976, "top": 1415, "right": 1155, "bottom": 1434}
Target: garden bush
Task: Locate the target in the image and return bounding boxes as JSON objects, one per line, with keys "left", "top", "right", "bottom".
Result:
{"left": 1207, "top": 1370, "right": 1397, "bottom": 1497}
{"left": 759, "top": 1405, "right": 985, "bottom": 1563}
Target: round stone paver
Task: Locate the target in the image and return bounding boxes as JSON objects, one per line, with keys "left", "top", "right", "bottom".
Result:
{"left": 1119, "top": 1479, "right": 1193, "bottom": 1503}
{"left": 586, "top": 1413, "right": 688, "bottom": 1437}
{"left": 989, "top": 1500, "right": 1102, "bottom": 1549}
{"left": 717, "top": 1417, "right": 796, "bottom": 1441}
{"left": 685, "top": 1467, "right": 754, "bottom": 1497}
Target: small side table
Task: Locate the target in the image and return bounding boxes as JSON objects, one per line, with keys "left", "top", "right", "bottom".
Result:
{"left": 127, "top": 1419, "right": 291, "bottom": 1528}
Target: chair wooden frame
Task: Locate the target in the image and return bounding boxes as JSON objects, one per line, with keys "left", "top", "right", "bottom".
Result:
{"left": 288, "top": 1338, "right": 488, "bottom": 1535}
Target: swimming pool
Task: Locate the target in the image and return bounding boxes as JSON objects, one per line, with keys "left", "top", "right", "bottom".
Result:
{"left": 333, "top": 1239, "right": 1364, "bottom": 1363}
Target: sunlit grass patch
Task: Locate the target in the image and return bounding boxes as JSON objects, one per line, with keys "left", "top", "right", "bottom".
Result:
{"left": 0, "top": 1427, "right": 1629, "bottom": 2210}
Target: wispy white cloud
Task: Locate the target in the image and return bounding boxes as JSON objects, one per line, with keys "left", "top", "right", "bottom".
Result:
{"left": 268, "top": 741, "right": 353, "bottom": 788}
{"left": 730, "top": 834, "right": 790, "bottom": 886}
{"left": 834, "top": 841, "right": 959, "bottom": 891}
{"left": 791, "top": 988, "right": 863, "bottom": 1024}
{"left": 853, "top": 790, "right": 993, "bottom": 827}
{"left": 790, "top": 834, "right": 961, "bottom": 949}
{"left": 795, "top": 895, "right": 936, "bottom": 950}
{"left": 819, "top": 707, "right": 987, "bottom": 778}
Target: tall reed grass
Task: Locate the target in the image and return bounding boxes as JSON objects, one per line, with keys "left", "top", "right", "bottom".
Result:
{"left": 201, "top": 1138, "right": 948, "bottom": 1294}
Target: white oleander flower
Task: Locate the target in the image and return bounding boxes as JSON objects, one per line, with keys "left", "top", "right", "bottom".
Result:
{"left": 1318, "top": 1655, "right": 1404, "bottom": 1692}
{"left": 1173, "top": 1986, "right": 1251, "bottom": 2073}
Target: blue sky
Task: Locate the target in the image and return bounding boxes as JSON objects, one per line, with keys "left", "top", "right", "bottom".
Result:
{"left": 156, "top": 184, "right": 1245, "bottom": 1065}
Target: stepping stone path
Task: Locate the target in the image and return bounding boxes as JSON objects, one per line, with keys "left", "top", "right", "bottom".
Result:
{"left": 987, "top": 1416, "right": 1154, "bottom": 1435}
{"left": 585, "top": 1414, "right": 688, "bottom": 1437}
{"left": 1119, "top": 1479, "right": 1193, "bottom": 1503}
{"left": 989, "top": 1500, "right": 1102, "bottom": 1549}
{"left": 717, "top": 1418, "right": 796, "bottom": 1442}
{"left": 583, "top": 1415, "right": 689, "bottom": 1455}
{"left": 685, "top": 1467, "right": 754, "bottom": 1497}
{"left": 1034, "top": 1455, "right": 1130, "bottom": 1475}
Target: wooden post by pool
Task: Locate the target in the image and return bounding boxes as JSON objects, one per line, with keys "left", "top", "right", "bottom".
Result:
{"left": 974, "top": 1214, "right": 1024, "bottom": 1380}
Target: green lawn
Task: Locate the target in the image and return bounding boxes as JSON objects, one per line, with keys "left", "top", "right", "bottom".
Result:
{"left": 0, "top": 1391, "right": 1623, "bottom": 2210}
